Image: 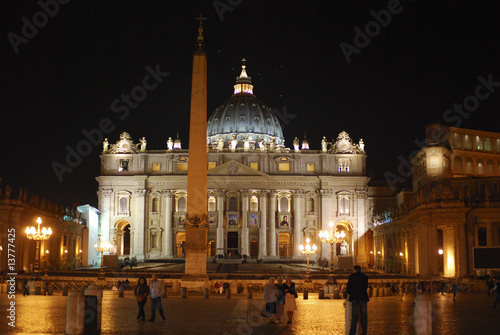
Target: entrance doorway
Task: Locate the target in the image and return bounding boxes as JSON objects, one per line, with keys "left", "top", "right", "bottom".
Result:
{"left": 278, "top": 233, "right": 290, "bottom": 257}
{"left": 250, "top": 240, "right": 258, "bottom": 258}
{"left": 114, "top": 220, "right": 131, "bottom": 256}
{"left": 227, "top": 232, "right": 239, "bottom": 257}
{"left": 176, "top": 232, "right": 186, "bottom": 258}
{"left": 123, "top": 225, "right": 130, "bottom": 255}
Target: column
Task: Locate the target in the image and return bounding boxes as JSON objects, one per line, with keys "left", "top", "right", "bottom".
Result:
{"left": 259, "top": 190, "right": 268, "bottom": 258}
{"left": 216, "top": 190, "right": 225, "bottom": 256}
{"left": 293, "top": 190, "right": 304, "bottom": 258}
{"left": 241, "top": 190, "right": 249, "bottom": 257}
{"left": 442, "top": 227, "right": 456, "bottom": 277}
{"left": 99, "top": 189, "right": 113, "bottom": 245}
{"left": 133, "top": 189, "right": 146, "bottom": 261}
{"left": 162, "top": 190, "right": 173, "bottom": 257}
{"left": 320, "top": 189, "right": 333, "bottom": 260}
{"left": 268, "top": 191, "right": 277, "bottom": 257}
{"left": 355, "top": 189, "right": 368, "bottom": 265}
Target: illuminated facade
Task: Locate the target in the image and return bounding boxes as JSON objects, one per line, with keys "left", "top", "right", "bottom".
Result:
{"left": 96, "top": 64, "right": 372, "bottom": 264}
{"left": 372, "top": 124, "right": 500, "bottom": 276}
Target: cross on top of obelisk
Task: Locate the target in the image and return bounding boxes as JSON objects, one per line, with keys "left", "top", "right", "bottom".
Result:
{"left": 195, "top": 13, "right": 207, "bottom": 49}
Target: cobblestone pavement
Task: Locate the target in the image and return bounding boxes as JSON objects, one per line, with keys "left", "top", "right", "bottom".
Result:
{"left": 1, "top": 291, "right": 499, "bottom": 334}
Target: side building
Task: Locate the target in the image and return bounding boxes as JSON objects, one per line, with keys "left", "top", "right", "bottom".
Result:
{"left": 372, "top": 124, "right": 500, "bottom": 277}
{"left": 96, "top": 64, "right": 372, "bottom": 265}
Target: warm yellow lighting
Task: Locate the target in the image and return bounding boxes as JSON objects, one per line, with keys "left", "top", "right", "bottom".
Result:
{"left": 64, "top": 250, "right": 68, "bottom": 254}
{"left": 377, "top": 251, "right": 381, "bottom": 254}
{"left": 79, "top": 249, "right": 83, "bottom": 253}
{"left": 26, "top": 217, "right": 52, "bottom": 240}
{"left": 438, "top": 249, "right": 443, "bottom": 255}
{"left": 399, "top": 252, "right": 404, "bottom": 257}
{"left": 45, "top": 250, "right": 49, "bottom": 254}
{"left": 370, "top": 251, "right": 373, "bottom": 254}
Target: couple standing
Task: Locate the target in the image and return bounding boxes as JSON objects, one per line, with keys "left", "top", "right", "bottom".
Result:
{"left": 134, "top": 274, "right": 166, "bottom": 322}
{"left": 264, "top": 275, "right": 297, "bottom": 324}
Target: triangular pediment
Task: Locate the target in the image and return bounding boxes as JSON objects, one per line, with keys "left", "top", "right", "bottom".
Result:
{"left": 208, "top": 160, "right": 268, "bottom": 176}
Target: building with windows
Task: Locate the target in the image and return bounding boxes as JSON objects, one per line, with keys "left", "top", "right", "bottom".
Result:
{"left": 96, "top": 63, "right": 372, "bottom": 265}
{"left": 372, "top": 124, "right": 500, "bottom": 277}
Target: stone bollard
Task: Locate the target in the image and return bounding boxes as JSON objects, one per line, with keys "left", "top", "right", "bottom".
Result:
{"left": 303, "top": 289, "right": 309, "bottom": 300}
{"left": 414, "top": 294, "right": 433, "bottom": 335}
{"left": 247, "top": 288, "right": 252, "bottom": 299}
{"left": 181, "top": 287, "right": 187, "bottom": 299}
{"left": 345, "top": 299, "right": 360, "bottom": 335}
{"left": 379, "top": 287, "right": 385, "bottom": 297}
{"left": 333, "top": 288, "right": 340, "bottom": 299}
{"left": 84, "top": 285, "right": 103, "bottom": 333}
{"left": 204, "top": 288, "right": 209, "bottom": 299}
{"left": 66, "top": 290, "right": 85, "bottom": 335}
{"left": 63, "top": 286, "right": 68, "bottom": 296}
{"left": 318, "top": 289, "right": 324, "bottom": 299}
{"left": 367, "top": 287, "right": 372, "bottom": 298}
{"left": 49, "top": 286, "right": 54, "bottom": 296}
{"left": 172, "top": 281, "right": 180, "bottom": 294}
{"left": 225, "top": 287, "right": 231, "bottom": 299}
{"left": 373, "top": 287, "right": 378, "bottom": 298}
{"left": 35, "top": 284, "right": 42, "bottom": 295}
{"left": 230, "top": 281, "right": 238, "bottom": 295}
{"left": 118, "top": 286, "right": 124, "bottom": 298}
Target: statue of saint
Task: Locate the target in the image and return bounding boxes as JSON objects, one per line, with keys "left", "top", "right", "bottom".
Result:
{"left": 258, "top": 138, "right": 265, "bottom": 152}
{"left": 321, "top": 136, "right": 328, "bottom": 152}
{"left": 340, "top": 240, "right": 348, "bottom": 256}
{"left": 359, "top": 139, "right": 365, "bottom": 151}
{"left": 140, "top": 137, "right": 147, "bottom": 152}
{"left": 269, "top": 138, "right": 276, "bottom": 151}
{"left": 217, "top": 136, "right": 224, "bottom": 151}
{"left": 167, "top": 137, "right": 173, "bottom": 150}
{"left": 230, "top": 134, "right": 238, "bottom": 151}
{"left": 293, "top": 137, "right": 300, "bottom": 152}
{"left": 102, "top": 138, "right": 109, "bottom": 153}
{"left": 243, "top": 135, "right": 250, "bottom": 151}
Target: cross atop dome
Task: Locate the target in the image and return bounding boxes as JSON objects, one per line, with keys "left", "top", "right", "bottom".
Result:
{"left": 234, "top": 58, "right": 253, "bottom": 95}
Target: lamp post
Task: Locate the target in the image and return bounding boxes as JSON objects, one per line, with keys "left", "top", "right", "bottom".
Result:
{"left": 299, "top": 238, "right": 317, "bottom": 282}
{"left": 318, "top": 220, "right": 346, "bottom": 283}
{"left": 94, "top": 238, "right": 110, "bottom": 280}
{"left": 25, "top": 217, "right": 52, "bottom": 271}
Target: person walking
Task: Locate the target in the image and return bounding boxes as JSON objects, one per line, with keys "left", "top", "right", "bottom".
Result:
{"left": 282, "top": 275, "right": 297, "bottom": 324}
{"left": 22, "top": 280, "right": 30, "bottom": 296}
{"left": 275, "top": 276, "right": 285, "bottom": 323}
{"left": 346, "top": 265, "right": 369, "bottom": 335}
{"left": 149, "top": 274, "right": 166, "bottom": 321}
{"left": 452, "top": 281, "right": 458, "bottom": 302}
{"left": 43, "top": 280, "right": 51, "bottom": 296}
{"left": 492, "top": 281, "right": 500, "bottom": 309}
{"left": 263, "top": 277, "right": 279, "bottom": 324}
{"left": 134, "top": 277, "right": 149, "bottom": 321}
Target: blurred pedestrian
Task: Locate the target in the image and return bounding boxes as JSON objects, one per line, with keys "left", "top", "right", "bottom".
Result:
{"left": 346, "top": 265, "right": 369, "bottom": 335}
{"left": 43, "top": 280, "right": 51, "bottom": 296}
{"left": 22, "top": 280, "right": 30, "bottom": 296}
{"left": 452, "top": 281, "right": 458, "bottom": 302}
{"left": 148, "top": 274, "right": 166, "bottom": 321}
{"left": 134, "top": 277, "right": 149, "bottom": 321}
{"left": 282, "top": 275, "right": 297, "bottom": 324}
{"left": 263, "top": 277, "right": 279, "bottom": 324}
{"left": 275, "top": 276, "right": 285, "bottom": 323}
{"left": 492, "top": 281, "right": 500, "bottom": 309}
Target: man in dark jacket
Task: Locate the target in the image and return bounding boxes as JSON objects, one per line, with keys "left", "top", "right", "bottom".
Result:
{"left": 346, "top": 265, "right": 369, "bottom": 335}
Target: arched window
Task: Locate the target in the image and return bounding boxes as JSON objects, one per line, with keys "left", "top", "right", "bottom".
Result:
{"left": 119, "top": 197, "right": 128, "bottom": 215}
{"left": 208, "top": 197, "right": 216, "bottom": 212}
{"left": 307, "top": 198, "right": 314, "bottom": 212}
{"left": 454, "top": 156, "right": 463, "bottom": 173}
{"left": 475, "top": 136, "right": 483, "bottom": 150}
{"left": 339, "top": 197, "right": 349, "bottom": 214}
{"left": 487, "top": 161, "right": 494, "bottom": 175}
{"left": 177, "top": 197, "right": 187, "bottom": 212}
{"left": 465, "top": 159, "right": 473, "bottom": 174}
{"left": 464, "top": 135, "right": 472, "bottom": 149}
{"left": 280, "top": 197, "right": 289, "bottom": 212}
{"left": 152, "top": 197, "right": 159, "bottom": 213}
{"left": 477, "top": 160, "right": 485, "bottom": 174}
{"left": 453, "top": 133, "right": 462, "bottom": 147}
{"left": 250, "top": 196, "right": 258, "bottom": 211}
{"left": 485, "top": 138, "right": 492, "bottom": 151}
{"left": 229, "top": 197, "right": 238, "bottom": 211}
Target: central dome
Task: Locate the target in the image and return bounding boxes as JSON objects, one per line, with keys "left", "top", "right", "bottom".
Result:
{"left": 207, "top": 62, "right": 284, "bottom": 146}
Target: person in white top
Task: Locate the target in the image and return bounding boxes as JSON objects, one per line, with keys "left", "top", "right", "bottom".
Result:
{"left": 148, "top": 274, "right": 165, "bottom": 321}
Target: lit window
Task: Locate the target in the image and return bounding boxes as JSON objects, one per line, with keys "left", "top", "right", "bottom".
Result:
{"left": 307, "top": 163, "right": 315, "bottom": 172}
{"left": 485, "top": 138, "right": 492, "bottom": 151}
{"left": 177, "top": 197, "right": 187, "bottom": 212}
{"left": 279, "top": 163, "right": 290, "bottom": 171}
{"left": 280, "top": 197, "right": 289, "bottom": 212}
{"left": 208, "top": 162, "right": 216, "bottom": 170}
{"left": 177, "top": 163, "right": 188, "bottom": 171}
{"left": 228, "top": 197, "right": 238, "bottom": 211}
{"left": 250, "top": 162, "right": 259, "bottom": 170}
{"left": 208, "top": 197, "right": 216, "bottom": 211}
{"left": 153, "top": 163, "right": 160, "bottom": 171}
{"left": 250, "top": 196, "right": 259, "bottom": 211}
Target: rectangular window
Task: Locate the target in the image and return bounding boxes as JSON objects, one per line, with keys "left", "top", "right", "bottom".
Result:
{"left": 208, "top": 162, "right": 217, "bottom": 170}
{"left": 278, "top": 163, "right": 290, "bottom": 171}
{"left": 119, "top": 159, "right": 129, "bottom": 172}
{"left": 177, "top": 163, "right": 188, "bottom": 171}
{"left": 153, "top": 163, "right": 160, "bottom": 171}
{"left": 250, "top": 162, "right": 259, "bottom": 170}
{"left": 306, "top": 163, "right": 315, "bottom": 172}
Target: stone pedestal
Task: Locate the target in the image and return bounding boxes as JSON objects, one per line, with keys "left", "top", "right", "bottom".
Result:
{"left": 183, "top": 227, "right": 208, "bottom": 277}
{"left": 66, "top": 290, "right": 85, "bottom": 335}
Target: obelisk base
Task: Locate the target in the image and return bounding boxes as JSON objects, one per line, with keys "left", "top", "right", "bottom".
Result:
{"left": 182, "top": 227, "right": 209, "bottom": 285}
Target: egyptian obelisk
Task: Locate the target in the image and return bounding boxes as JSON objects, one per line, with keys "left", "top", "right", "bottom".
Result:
{"left": 183, "top": 15, "right": 208, "bottom": 279}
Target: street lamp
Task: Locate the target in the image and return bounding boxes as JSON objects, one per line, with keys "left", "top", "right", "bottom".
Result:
{"left": 94, "top": 238, "right": 110, "bottom": 280}
{"left": 299, "top": 238, "right": 317, "bottom": 282}
{"left": 318, "top": 220, "right": 346, "bottom": 283}
{"left": 25, "top": 217, "right": 52, "bottom": 271}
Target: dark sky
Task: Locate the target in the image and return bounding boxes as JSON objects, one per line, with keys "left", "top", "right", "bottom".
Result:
{"left": 1, "top": 0, "right": 500, "bottom": 208}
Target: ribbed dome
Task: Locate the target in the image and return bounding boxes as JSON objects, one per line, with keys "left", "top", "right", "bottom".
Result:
{"left": 207, "top": 62, "right": 284, "bottom": 146}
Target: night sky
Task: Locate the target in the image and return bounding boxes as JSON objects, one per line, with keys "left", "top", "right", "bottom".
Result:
{"left": 1, "top": 0, "right": 500, "bottom": 208}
